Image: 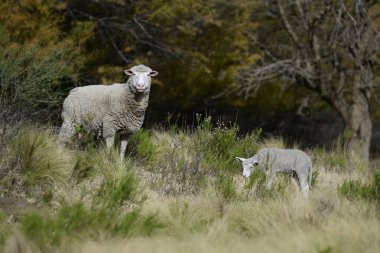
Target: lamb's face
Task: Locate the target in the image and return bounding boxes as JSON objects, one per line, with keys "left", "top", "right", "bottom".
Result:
{"left": 125, "top": 64, "right": 158, "bottom": 94}
{"left": 236, "top": 156, "right": 259, "bottom": 178}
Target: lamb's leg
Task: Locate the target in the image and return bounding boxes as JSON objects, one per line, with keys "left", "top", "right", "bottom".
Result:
{"left": 290, "top": 171, "right": 301, "bottom": 191}
{"left": 265, "top": 172, "right": 276, "bottom": 190}
{"left": 298, "top": 172, "right": 310, "bottom": 198}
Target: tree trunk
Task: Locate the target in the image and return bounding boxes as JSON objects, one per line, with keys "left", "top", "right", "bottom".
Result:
{"left": 335, "top": 86, "right": 372, "bottom": 160}
{"left": 345, "top": 97, "right": 372, "bottom": 160}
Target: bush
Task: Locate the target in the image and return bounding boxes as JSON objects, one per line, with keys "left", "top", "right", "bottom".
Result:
{"left": 97, "top": 170, "right": 140, "bottom": 208}
{"left": 126, "top": 129, "right": 158, "bottom": 163}
{"left": 0, "top": 26, "right": 75, "bottom": 149}
{"left": 215, "top": 174, "right": 237, "bottom": 200}
{"left": 141, "top": 116, "right": 261, "bottom": 195}
{"left": 338, "top": 170, "right": 380, "bottom": 202}
{"left": 191, "top": 116, "right": 260, "bottom": 174}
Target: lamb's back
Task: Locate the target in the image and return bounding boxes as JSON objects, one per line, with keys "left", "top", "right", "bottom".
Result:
{"left": 258, "top": 148, "right": 311, "bottom": 172}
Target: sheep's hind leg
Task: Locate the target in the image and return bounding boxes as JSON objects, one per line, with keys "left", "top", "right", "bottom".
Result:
{"left": 105, "top": 136, "right": 115, "bottom": 149}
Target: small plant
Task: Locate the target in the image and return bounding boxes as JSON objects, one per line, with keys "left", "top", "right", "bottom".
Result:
{"left": 311, "top": 169, "right": 319, "bottom": 187}
{"left": 113, "top": 210, "right": 163, "bottom": 237}
{"left": 98, "top": 171, "right": 140, "bottom": 208}
{"left": 70, "top": 151, "right": 95, "bottom": 183}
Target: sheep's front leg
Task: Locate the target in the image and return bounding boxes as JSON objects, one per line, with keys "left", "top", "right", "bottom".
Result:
{"left": 120, "top": 134, "right": 131, "bottom": 162}
{"left": 58, "top": 119, "right": 76, "bottom": 147}
{"left": 103, "top": 122, "right": 116, "bottom": 149}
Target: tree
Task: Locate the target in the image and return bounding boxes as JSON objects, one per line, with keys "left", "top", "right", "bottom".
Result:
{"left": 63, "top": 0, "right": 259, "bottom": 121}
{"left": 236, "top": 0, "right": 380, "bottom": 159}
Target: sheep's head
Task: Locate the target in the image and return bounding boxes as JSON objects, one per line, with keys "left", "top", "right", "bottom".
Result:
{"left": 236, "top": 156, "right": 259, "bottom": 178}
{"left": 124, "top": 64, "right": 158, "bottom": 94}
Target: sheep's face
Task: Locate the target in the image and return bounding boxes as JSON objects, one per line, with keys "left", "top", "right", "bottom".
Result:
{"left": 236, "top": 156, "right": 259, "bottom": 178}
{"left": 125, "top": 64, "right": 158, "bottom": 94}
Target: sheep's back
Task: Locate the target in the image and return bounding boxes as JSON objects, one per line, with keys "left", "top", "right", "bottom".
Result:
{"left": 62, "top": 85, "right": 115, "bottom": 127}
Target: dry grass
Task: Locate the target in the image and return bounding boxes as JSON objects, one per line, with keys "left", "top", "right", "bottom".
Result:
{"left": 1, "top": 124, "right": 380, "bottom": 253}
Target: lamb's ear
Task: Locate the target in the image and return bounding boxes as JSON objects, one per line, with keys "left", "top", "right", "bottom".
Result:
{"left": 149, "top": 71, "right": 158, "bottom": 76}
{"left": 124, "top": 69, "right": 134, "bottom": 76}
{"left": 236, "top": 157, "right": 246, "bottom": 162}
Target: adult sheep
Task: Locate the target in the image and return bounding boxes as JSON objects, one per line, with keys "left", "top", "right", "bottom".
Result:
{"left": 58, "top": 64, "right": 158, "bottom": 161}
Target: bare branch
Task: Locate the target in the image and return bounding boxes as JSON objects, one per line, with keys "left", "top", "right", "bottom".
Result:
{"left": 276, "top": 0, "right": 302, "bottom": 48}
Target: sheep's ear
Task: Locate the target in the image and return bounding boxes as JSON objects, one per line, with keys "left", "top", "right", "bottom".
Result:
{"left": 149, "top": 71, "right": 158, "bottom": 76}
{"left": 236, "top": 157, "right": 246, "bottom": 162}
{"left": 124, "top": 69, "right": 134, "bottom": 76}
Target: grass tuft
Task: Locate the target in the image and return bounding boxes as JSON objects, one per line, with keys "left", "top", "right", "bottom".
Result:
{"left": 1, "top": 127, "right": 73, "bottom": 194}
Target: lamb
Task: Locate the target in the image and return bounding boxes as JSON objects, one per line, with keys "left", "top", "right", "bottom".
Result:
{"left": 236, "top": 148, "right": 312, "bottom": 197}
{"left": 58, "top": 64, "right": 158, "bottom": 161}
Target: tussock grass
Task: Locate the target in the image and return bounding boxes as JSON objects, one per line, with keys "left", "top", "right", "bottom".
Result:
{"left": 1, "top": 120, "right": 380, "bottom": 253}
{"left": 0, "top": 127, "right": 74, "bottom": 194}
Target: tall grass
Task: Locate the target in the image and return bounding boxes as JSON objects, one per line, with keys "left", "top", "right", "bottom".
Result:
{"left": 128, "top": 116, "right": 260, "bottom": 195}
{"left": 1, "top": 121, "right": 380, "bottom": 253}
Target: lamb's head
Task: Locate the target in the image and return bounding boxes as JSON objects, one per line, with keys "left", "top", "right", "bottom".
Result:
{"left": 236, "top": 155, "right": 259, "bottom": 178}
{"left": 124, "top": 64, "right": 158, "bottom": 94}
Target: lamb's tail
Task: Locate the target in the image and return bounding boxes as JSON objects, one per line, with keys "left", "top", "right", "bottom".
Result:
{"left": 308, "top": 163, "right": 313, "bottom": 189}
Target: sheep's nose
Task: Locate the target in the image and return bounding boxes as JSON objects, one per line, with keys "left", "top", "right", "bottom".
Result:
{"left": 137, "top": 83, "right": 145, "bottom": 88}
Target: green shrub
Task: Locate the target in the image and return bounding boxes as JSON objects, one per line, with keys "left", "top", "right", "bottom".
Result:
{"left": 70, "top": 151, "right": 95, "bottom": 183}
{"left": 0, "top": 26, "right": 75, "bottom": 149}
{"left": 338, "top": 170, "right": 380, "bottom": 202}
{"left": 311, "top": 169, "right": 319, "bottom": 187}
{"left": 191, "top": 116, "right": 260, "bottom": 174}
{"left": 243, "top": 169, "right": 267, "bottom": 197}
{"left": 133, "top": 116, "right": 261, "bottom": 195}
{"left": 114, "top": 210, "right": 163, "bottom": 237}
{"left": 126, "top": 129, "right": 158, "bottom": 163}
{"left": 98, "top": 170, "right": 140, "bottom": 208}
{"left": 215, "top": 174, "right": 236, "bottom": 200}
